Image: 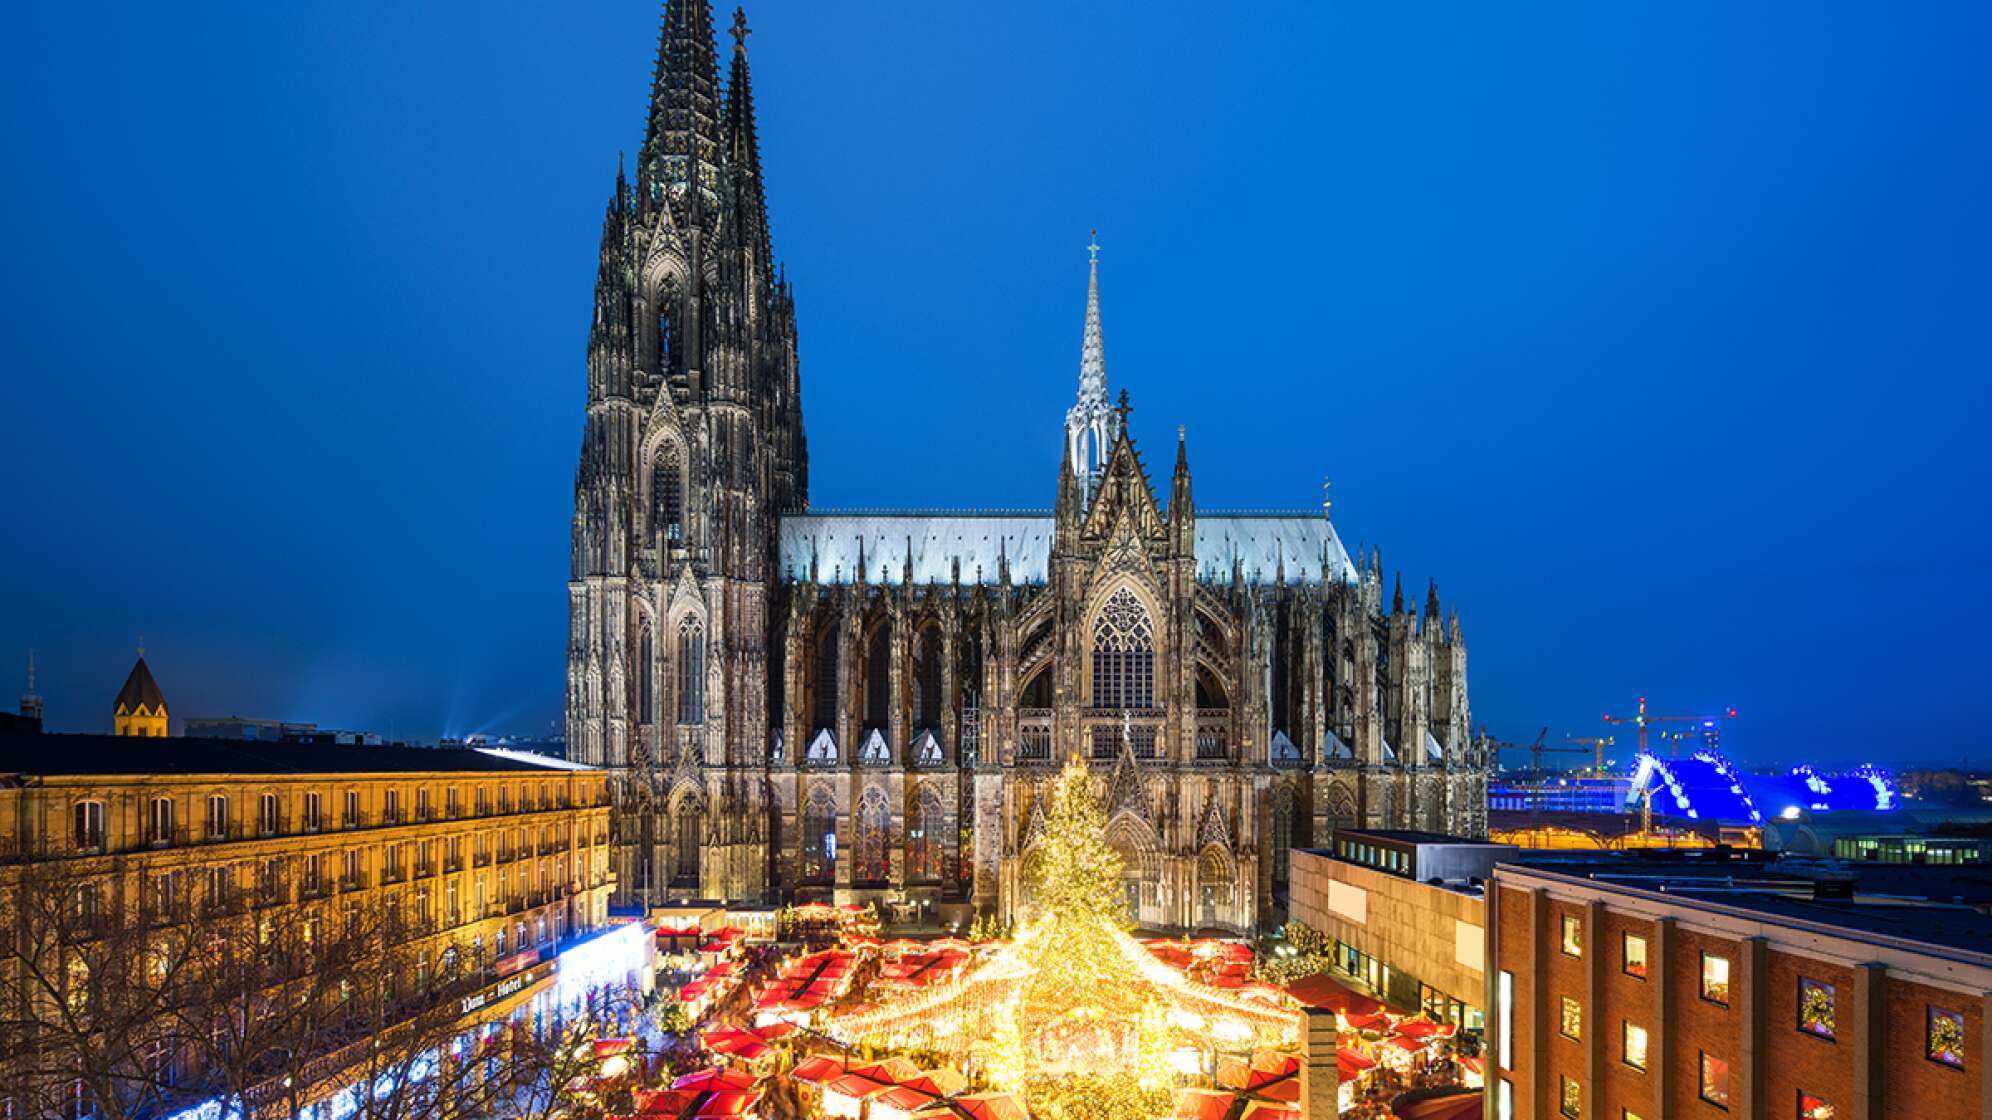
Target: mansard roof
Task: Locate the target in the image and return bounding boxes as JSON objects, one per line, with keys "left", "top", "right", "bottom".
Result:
{"left": 776, "top": 510, "right": 1355, "bottom": 586}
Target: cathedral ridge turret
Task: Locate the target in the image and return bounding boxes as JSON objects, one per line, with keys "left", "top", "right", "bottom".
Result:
{"left": 570, "top": 8, "right": 1483, "bottom": 928}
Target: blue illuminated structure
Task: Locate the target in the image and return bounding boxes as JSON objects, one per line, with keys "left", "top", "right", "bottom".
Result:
{"left": 1624, "top": 752, "right": 1898, "bottom": 824}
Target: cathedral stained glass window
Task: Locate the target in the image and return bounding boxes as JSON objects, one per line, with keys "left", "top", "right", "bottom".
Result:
{"left": 653, "top": 446, "right": 682, "bottom": 544}
{"left": 802, "top": 791, "right": 836, "bottom": 882}
{"left": 908, "top": 786, "right": 943, "bottom": 882}
{"left": 856, "top": 790, "right": 890, "bottom": 885}
{"left": 1091, "top": 588, "right": 1154, "bottom": 709}
{"left": 673, "top": 799, "right": 700, "bottom": 888}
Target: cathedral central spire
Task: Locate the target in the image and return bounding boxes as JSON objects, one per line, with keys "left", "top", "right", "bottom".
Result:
{"left": 1065, "top": 231, "right": 1119, "bottom": 493}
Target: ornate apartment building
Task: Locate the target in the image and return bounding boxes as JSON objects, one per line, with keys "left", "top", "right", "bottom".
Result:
{"left": 567, "top": 2, "right": 1486, "bottom": 932}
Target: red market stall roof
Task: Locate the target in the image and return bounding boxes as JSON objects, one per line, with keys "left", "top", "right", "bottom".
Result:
{"left": 633, "top": 1090, "right": 701, "bottom": 1116}
{"left": 1386, "top": 1035, "right": 1428, "bottom": 1053}
{"left": 593, "top": 1039, "right": 636, "bottom": 1058}
{"left": 1283, "top": 972, "right": 1385, "bottom": 1016}
{"left": 937, "top": 1093, "right": 1029, "bottom": 1120}
{"left": 823, "top": 1073, "right": 896, "bottom": 1101}
{"left": 1345, "top": 1011, "right": 1393, "bottom": 1032}
{"left": 1338, "top": 1047, "right": 1377, "bottom": 1072}
{"left": 790, "top": 1056, "right": 849, "bottom": 1085}
{"left": 1175, "top": 1088, "right": 1238, "bottom": 1120}
{"left": 671, "top": 1068, "right": 758, "bottom": 1093}
{"left": 691, "top": 1089, "right": 762, "bottom": 1118}
{"left": 1394, "top": 1017, "right": 1451, "bottom": 1039}
{"left": 1239, "top": 1104, "right": 1301, "bottom": 1120}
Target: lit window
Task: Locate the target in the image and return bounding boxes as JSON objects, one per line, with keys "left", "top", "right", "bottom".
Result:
{"left": 1496, "top": 1081, "right": 1513, "bottom": 1120}
{"left": 1497, "top": 971, "right": 1514, "bottom": 1071}
{"left": 1622, "top": 933, "right": 1648, "bottom": 979}
{"left": 1700, "top": 1052, "right": 1730, "bottom": 1107}
{"left": 1561, "top": 914, "right": 1582, "bottom": 957}
{"left": 1701, "top": 952, "right": 1731, "bottom": 1006}
{"left": 1798, "top": 977, "right": 1836, "bottom": 1040}
{"left": 1090, "top": 588, "right": 1155, "bottom": 709}
{"left": 1623, "top": 1021, "right": 1648, "bottom": 1070}
{"left": 1560, "top": 997, "right": 1582, "bottom": 1041}
{"left": 1559, "top": 1075, "right": 1581, "bottom": 1118}
{"left": 1928, "top": 1006, "right": 1966, "bottom": 1069}
{"left": 1798, "top": 1092, "right": 1833, "bottom": 1120}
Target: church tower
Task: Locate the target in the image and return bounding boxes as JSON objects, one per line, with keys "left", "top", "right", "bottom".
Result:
{"left": 113, "top": 650, "right": 167, "bottom": 737}
{"left": 19, "top": 651, "right": 43, "bottom": 723}
{"left": 568, "top": 1, "right": 804, "bottom": 908}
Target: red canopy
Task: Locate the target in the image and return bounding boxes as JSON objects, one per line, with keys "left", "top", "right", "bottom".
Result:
{"left": 1175, "top": 1089, "right": 1237, "bottom": 1120}
{"left": 633, "top": 1089, "right": 700, "bottom": 1116}
{"left": 1345, "top": 1011, "right": 1393, "bottom": 1032}
{"left": 671, "top": 1068, "right": 758, "bottom": 1092}
{"left": 1338, "top": 1047, "right": 1377, "bottom": 1072}
{"left": 692, "top": 1090, "right": 761, "bottom": 1118}
{"left": 1395, "top": 1017, "right": 1443, "bottom": 1039}
{"left": 1387, "top": 1035, "right": 1427, "bottom": 1053}
{"left": 1284, "top": 972, "right": 1384, "bottom": 1016}
{"left": 790, "top": 1055, "right": 848, "bottom": 1085}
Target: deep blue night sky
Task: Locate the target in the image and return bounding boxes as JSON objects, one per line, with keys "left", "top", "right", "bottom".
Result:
{"left": 3, "top": 3, "right": 1989, "bottom": 769}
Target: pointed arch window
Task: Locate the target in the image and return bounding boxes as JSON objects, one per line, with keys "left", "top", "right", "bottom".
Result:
{"left": 908, "top": 786, "right": 944, "bottom": 882}
{"left": 914, "top": 627, "right": 942, "bottom": 730}
{"left": 812, "top": 622, "right": 840, "bottom": 733}
{"left": 856, "top": 791, "right": 890, "bottom": 885}
{"left": 637, "top": 624, "right": 654, "bottom": 725}
{"left": 1091, "top": 588, "right": 1155, "bottom": 709}
{"left": 864, "top": 626, "right": 891, "bottom": 731}
{"left": 677, "top": 620, "right": 705, "bottom": 725}
{"left": 801, "top": 790, "right": 836, "bottom": 882}
{"left": 672, "top": 799, "right": 701, "bottom": 888}
{"left": 653, "top": 446, "right": 684, "bottom": 544}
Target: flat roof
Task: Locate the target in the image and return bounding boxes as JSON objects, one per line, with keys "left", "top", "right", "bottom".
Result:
{"left": 1331, "top": 828, "right": 1506, "bottom": 846}
{"left": 0, "top": 729, "right": 597, "bottom": 778}
{"left": 1499, "top": 854, "right": 1992, "bottom": 958}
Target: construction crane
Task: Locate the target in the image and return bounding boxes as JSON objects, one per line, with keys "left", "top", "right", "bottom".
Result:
{"left": 1604, "top": 697, "right": 1739, "bottom": 758}
{"left": 1482, "top": 727, "right": 1597, "bottom": 817}
{"left": 1565, "top": 735, "right": 1616, "bottom": 776}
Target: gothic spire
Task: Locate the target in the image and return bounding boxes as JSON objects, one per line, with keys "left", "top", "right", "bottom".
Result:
{"left": 642, "top": 0, "right": 724, "bottom": 208}
{"left": 19, "top": 650, "right": 42, "bottom": 722}
{"left": 724, "top": 6, "right": 773, "bottom": 265}
{"left": 1064, "top": 232, "right": 1119, "bottom": 490}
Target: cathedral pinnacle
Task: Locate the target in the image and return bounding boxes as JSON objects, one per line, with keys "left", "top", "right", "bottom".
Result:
{"left": 1064, "top": 231, "right": 1119, "bottom": 493}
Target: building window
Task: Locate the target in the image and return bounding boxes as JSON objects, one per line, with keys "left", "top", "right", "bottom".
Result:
{"left": 1615, "top": 1021, "right": 1647, "bottom": 1070}
{"left": 446, "top": 788, "right": 459, "bottom": 818}
{"left": 416, "top": 789, "right": 431, "bottom": 821}
{"left": 1798, "top": 977, "right": 1836, "bottom": 1039}
{"left": 206, "top": 795, "right": 229, "bottom": 840}
{"left": 302, "top": 791, "right": 321, "bottom": 832}
{"left": 383, "top": 789, "right": 402, "bottom": 823}
{"left": 1560, "top": 914, "right": 1582, "bottom": 957}
{"left": 653, "top": 444, "right": 683, "bottom": 543}
{"left": 1497, "top": 971, "right": 1514, "bottom": 1071}
{"left": 258, "top": 793, "right": 280, "bottom": 836}
{"left": 1495, "top": 1080, "right": 1513, "bottom": 1120}
{"left": 1699, "top": 1052, "right": 1730, "bottom": 1107}
{"left": 72, "top": 801, "right": 105, "bottom": 851}
{"left": 638, "top": 625, "right": 654, "bottom": 725}
{"left": 343, "top": 790, "right": 360, "bottom": 827}
{"left": 1559, "top": 1075, "right": 1581, "bottom": 1118}
{"left": 148, "top": 797, "right": 175, "bottom": 845}
{"left": 1560, "top": 997, "right": 1582, "bottom": 1041}
{"left": 678, "top": 620, "right": 705, "bottom": 724}
{"left": 1798, "top": 1092, "right": 1833, "bottom": 1120}
{"left": 1928, "top": 1006, "right": 1966, "bottom": 1069}
{"left": 1622, "top": 932, "right": 1648, "bottom": 979}
{"left": 1090, "top": 588, "right": 1155, "bottom": 709}
{"left": 1701, "top": 952, "right": 1731, "bottom": 1006}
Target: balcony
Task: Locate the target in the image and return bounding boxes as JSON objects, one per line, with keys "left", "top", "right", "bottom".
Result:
{"left": 1195, "top": 708, "right": 1231, "bottom": 762}
{"left": 1083, "top": 708, "right": 1163, "bottom": 760}
{"left": 1016, "top": 709, "right": 1054, "bottom": 764}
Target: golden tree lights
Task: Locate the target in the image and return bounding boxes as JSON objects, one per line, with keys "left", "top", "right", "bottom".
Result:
{"left": 824, "top": 759, "right": 1299, "bottom": 1120}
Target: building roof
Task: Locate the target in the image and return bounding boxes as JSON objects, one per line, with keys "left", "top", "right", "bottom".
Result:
{"left": 1499, "top": 852, "right": 1992, "bottom": 958}
{"left": 1331, "top": 828, "right": 1504, "bottom": 846}
{"left": 114, "top": 655, "right": 167, "bottom": 715}
{"left": 776, "top": 511, "right": 1356, "bottom": 587}
{"left": 0, "top": 727, "right": 596, "bottom": 778}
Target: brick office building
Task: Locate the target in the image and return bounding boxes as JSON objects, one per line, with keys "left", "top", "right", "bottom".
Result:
{"left": 1485, "top": 858, "right": 1992, "bottom": 1120}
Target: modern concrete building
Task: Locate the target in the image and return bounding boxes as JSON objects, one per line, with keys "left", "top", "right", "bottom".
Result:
{"left": 1485, "top": 855, "right": 1992, "bottom": 1120}
{"left": 1288, "top": 830, "right": 1516, "bottom": 1031}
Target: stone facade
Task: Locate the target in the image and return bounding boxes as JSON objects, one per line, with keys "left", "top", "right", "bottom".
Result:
{"left": 566, "top": 2, "right": 1487, "bottom": 933}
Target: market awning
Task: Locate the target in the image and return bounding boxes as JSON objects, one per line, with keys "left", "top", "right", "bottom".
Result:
{"left": 1283, "top": 972, "right": 1384, "bottom": 1016}
{"left": 1338, "top": 1047, "right": 1377, "bottom": 1072}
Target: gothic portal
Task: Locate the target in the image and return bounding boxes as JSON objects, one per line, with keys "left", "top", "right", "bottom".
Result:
{"left": 567, "top": 2, "right": 1485, "bottom": 933}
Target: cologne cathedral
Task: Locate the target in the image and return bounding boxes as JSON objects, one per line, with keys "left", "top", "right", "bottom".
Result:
{"left": 567, "top": 2, "right": 1485, "bottom": 933}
